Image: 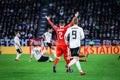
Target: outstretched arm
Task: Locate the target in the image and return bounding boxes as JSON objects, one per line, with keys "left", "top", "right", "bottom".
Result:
{"left": 66, "top": 12, "right": 79, "bottom": 27}
{"left": 45, "top": 16, "right": 56, "bottom": 28}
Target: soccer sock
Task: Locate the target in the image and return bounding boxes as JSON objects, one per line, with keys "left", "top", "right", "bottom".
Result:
{"left": 52, "top": 50, "right": 56, "bottom": 58}
{"left": 64, "top": 56, "right": 70, "bottom": 65}
{"left": 68, "top": 58, "right": 77, "bottom": 67}
{"left": 54, "top": 57, "right": 60, "bottom": 66}
{"left": 16, "top": 54, "right": 19, "bottom": 59}
{"left": 16, "top": 53, "right": 21, "bottom": 59}
{"left": 49, "top": 57, "right": 53, "bottom": 61}
{"left": 50, "top": 49, "right": 52, "bottom": 54}
{"left": 76, "top": 61, "right": 83, "bottom": 72}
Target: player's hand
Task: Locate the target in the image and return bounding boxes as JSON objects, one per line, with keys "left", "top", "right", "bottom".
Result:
{"left": 45, "top": 16, "right": 50, "bottom": 19}
{"left": 75, "top": 12, "right": 79, "bottom": 17}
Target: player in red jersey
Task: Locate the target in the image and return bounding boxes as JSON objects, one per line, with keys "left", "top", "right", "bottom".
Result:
{"left": 45, "top": 12, "right": 79, "bottom": 73}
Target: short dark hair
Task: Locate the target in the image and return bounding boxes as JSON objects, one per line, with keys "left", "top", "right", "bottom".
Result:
{"left": 15, "top": 31, "right": 19, "bottom": 35}
{"left": 47, "top": 28, "right": 51, "bottom": 30}
{"left": 59, "top": 20, "right": 65, "bottom": 26}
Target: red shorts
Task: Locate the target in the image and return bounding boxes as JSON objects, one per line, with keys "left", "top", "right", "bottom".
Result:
{"left": 56, "top": 45, "right": 69, "bottom": 57}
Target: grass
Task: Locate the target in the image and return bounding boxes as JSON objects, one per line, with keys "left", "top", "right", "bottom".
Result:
{"left": 0, "top": 54, "right": 120, "bottom": 80}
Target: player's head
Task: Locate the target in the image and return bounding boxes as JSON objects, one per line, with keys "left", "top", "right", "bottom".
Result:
{"left": 15, "top": 31, "right": 20, "bottom": 37}
{"left": 48, "top": 28, "right": 53, "bottom": 33}
{"left": 73, "top": 18, "right": 78, "bottom": 25}
{"left": 59, "top": 20, "right": 65, "bottom": 28}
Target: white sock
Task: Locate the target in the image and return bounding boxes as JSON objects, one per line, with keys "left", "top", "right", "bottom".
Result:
{"left": 52, "top": 50, "right": 56, "bottom": 58}
{"left": 49, "top": 57, "right": 53, "bottom": 61}
{"left": 16, "top": 54, "right": 19, "bottom": 59}
{"left": 76, "top": 61, "right": 83, "bottom": 72}
{"left": 16, "top": 53, "right": 21, "bottom": 59}
{"left": 19, "top": 54, "right": 21, "bottom": 57}
{"left": 68, "top": 58, "right": 77, "bottom": 67}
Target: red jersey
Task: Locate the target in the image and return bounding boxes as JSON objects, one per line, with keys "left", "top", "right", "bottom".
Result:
{"left": 47, "top": 19, "right": 73, "bottom": 45}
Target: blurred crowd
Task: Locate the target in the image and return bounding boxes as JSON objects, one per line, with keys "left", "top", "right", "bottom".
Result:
{"left": 48, "top": 0, "right": 120, "bottom": 39}
{"left": 0, "top": 0, "right": 44, "bottom": 39}
{"left": 0, "top": 0, "right": 120, "bottom": 40}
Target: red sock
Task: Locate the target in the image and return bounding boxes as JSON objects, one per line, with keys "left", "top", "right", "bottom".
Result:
{"left": 54, "top": 58, "right": 60, "bottom": 66}
{"left": 70, "top": 57, "right": 73, "bottom": 61}
{"left": 50, "top": 49, "right": 52, "bottom": 54}
{"left": 64, "top": 56, "right": 70, "bottom": 65}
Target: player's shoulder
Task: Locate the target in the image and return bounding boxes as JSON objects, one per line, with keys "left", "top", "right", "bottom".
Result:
{"left": 78, "top": 26, "right": 83, "bottom": 29}
{"left": 79, "top": 26, "right": 84, "bottom": 31}
{"left": 14, "top": 36, "right": 18, "bottom": 39}
{"left": 53, "top": 25, "right": 59, "bottom": 29}
{"left": 74, "top": 25, "right": 83, "bottom": 30}
{"left": 71, "top": 25, "right": 83, "bottom": 31}
{"left": 44, "top": 32, "right": 47, "bottom": 34}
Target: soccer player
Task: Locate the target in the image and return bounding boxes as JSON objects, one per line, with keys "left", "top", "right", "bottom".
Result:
{"left": 64, "top": 18, "right": 86, "bottom": 75}
{"left": 29, "top": 45, "right": 53, "bottom": 62}
{"left": 14, "top": 32, "right": 22, "bottom": 61}
{"left": 42, "top": 28, "right": 56, "bottom": 58}
{"left": 45, "top": 12, "right": 79, "bottom": 73}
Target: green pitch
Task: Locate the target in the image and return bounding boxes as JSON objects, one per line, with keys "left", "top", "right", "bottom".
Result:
{"left": 0, "top": 54, "right": 120, "bottom": 80}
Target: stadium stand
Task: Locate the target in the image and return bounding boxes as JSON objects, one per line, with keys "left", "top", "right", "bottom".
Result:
{"left": 47, "top": 0, "right": 120, "bottom": 39}
{"left": 0, "top": 0, "right": 44, "bottom": 39}
{"left": 0, "top": 0, "right": 120, "bottom": 40}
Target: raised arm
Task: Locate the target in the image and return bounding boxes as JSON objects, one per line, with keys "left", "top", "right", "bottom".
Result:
{"left": 45, "top": 16, "right": 56, "bottom": 28}
{"left": 66, "top": 12, "right": 79, "bottom": 27}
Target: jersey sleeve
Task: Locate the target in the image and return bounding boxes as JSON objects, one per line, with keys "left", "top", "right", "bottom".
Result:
{"left": 44, "top": 32, "right": 47, "bottom": 36}
{"left": 65, "top": 21, "right": 73, "bottom": 29}
{"left": 80, "top": 28, "right": 85, "bottom": 40}
{"left": 14, "top": 37, "right": 20, "bottom": 46}
{"left": 47, "top": 19, "right": 58, "bottom": 29}
{"left": 31, "top": 48, "right": 35, "bottom": 55}
{"left": 44, "top": 32, "right": 46, "bottom": 35}
{"left": 14, "top": 37, "right": 17, "bottom": 43}
{"left": 65, "top": 16, "right": 77, "bottom": 29}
